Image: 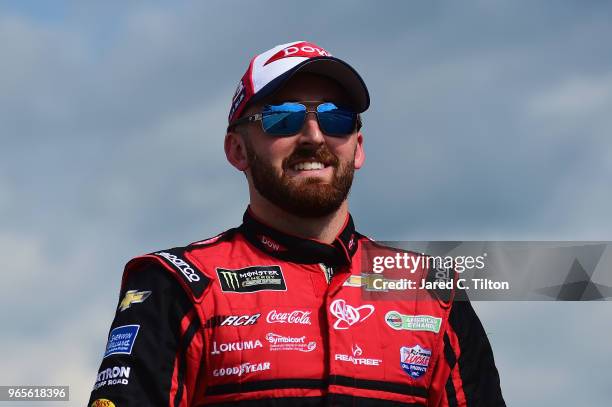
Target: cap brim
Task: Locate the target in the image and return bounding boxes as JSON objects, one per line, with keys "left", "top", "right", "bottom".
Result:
{"left": 250, "top": 56, "right": 370, "bottom": 113}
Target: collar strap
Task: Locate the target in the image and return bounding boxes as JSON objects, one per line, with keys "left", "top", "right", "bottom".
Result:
{"left": 239, "top": 209, "right": 359, "bottom": 265}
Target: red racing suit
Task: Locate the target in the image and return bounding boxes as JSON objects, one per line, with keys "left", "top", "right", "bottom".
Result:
{"left": 88, "top": 209, "right": 505, "bottom": 406}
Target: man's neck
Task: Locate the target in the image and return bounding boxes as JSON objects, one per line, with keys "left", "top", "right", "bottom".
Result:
{"left": 248, "top": 198, "right": 349, "bottom": 244}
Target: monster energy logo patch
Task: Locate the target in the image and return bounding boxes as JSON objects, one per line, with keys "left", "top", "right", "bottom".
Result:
{"left": 385, "top": 311, "right": 442, "bottom": 333}
{"left": 216, "top": 266, "right": 287, "bottom": 293}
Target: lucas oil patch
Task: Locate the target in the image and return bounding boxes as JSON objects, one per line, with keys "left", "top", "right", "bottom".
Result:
{"left": 104, "top": 325, "right": 140, "bottom": 358}
{"left": 400, "top": 344, "right": 432, "bottom": 379}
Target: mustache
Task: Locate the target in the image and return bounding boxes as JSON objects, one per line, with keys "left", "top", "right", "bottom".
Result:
{"left": 284, "top": 145, "right": 339, "bottom": 168}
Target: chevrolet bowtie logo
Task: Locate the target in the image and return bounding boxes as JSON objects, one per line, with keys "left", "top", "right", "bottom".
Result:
{"left": 118, "top": 290, "right": 152, "bottom": 312}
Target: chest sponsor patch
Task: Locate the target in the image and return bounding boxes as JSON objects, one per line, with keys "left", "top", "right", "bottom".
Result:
{"left": 213, "top": 361, "right": 271, "bottom": 377}
{"left": 104, "top": 325, "right": 139, "bottom": 358}
{"left": 385, "top": 311, "right": 442, "bottom": 333}
{"left": 216, "top": 265, "right": 286, "bottom": 293}
{"left": 329, "top": 299, "right": 375, "bottom": 330}
{"left": 400, "top": 344, "right": 432, "bottom": 379}
{"left": 266, "top": 333, "right": 317, "bottom": 352}
{"left": 335, "top": 344, "right": 382, "bottom": 366}
{"left": 266, "top": 309, "right": 311, "bottom": 325}
{"left": 205, "top": 314, "right": 261, "bottom": 328}
{"left": 211, "top": 339, "right": 263, "bottom": 355}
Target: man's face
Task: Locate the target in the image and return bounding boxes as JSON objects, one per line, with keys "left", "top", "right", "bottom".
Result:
{"left": 237, "top": 73, "right": 364, "bottom": 218}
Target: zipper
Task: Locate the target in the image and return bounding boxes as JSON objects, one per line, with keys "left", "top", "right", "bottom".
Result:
{"left": 319, "top": 263, "right": 334, "bottom": 284}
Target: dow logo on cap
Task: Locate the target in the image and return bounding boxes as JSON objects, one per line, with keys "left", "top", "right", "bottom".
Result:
{"left": 264, "top": 41, "right": 332, "bottom": 66}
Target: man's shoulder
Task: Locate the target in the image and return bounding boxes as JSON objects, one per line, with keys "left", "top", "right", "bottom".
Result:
{"left": 123, "top": 227, "right": 241, "bottom": 302}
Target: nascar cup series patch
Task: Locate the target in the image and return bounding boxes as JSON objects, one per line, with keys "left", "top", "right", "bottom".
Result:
{"left": 216, "top": 265, "right": 286, "bottom": 293}
{"left": 400, "top": 344, "right": 432, "bottom": 379}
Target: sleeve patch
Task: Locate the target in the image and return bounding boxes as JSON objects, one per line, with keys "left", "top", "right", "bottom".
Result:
{"left": 104, "top": 325, "right": 140, "bottom": 358}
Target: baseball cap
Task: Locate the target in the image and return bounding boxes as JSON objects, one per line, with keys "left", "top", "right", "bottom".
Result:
{"left": 228, "top": 40, "right": 370, "bottom": 124}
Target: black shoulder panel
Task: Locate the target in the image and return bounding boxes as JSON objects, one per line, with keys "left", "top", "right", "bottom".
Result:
{"left": 424, "top": 264, "right": 457, "bottom": 307}
{"left": 126, "top": 246, "right": 210, "bottom": 303}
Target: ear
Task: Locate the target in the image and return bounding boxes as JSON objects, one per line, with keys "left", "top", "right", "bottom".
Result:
{"left": 353, "top": 131, "right": 365, "bottom": 169}
{"left": 224, "top": 131, "right": 249, "bottom": 171}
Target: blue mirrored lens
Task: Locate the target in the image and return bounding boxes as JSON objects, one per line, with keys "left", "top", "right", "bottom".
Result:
{"left": 316, "top": 103, "right": 357, "bottom": 136}
{"left": 261, "top": 103, "right": 306, "bottom": 135}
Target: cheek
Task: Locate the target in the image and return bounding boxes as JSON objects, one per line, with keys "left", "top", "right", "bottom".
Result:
{"left": 265, "top": 140, "right": 296, "bottom": 166}
{"left": 329, "top": 140, "right": 358, "bottom": 161}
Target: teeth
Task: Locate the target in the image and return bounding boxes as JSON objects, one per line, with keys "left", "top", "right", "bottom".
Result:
{"left": 293, "top": 162, "right": 324, "bottom": 171}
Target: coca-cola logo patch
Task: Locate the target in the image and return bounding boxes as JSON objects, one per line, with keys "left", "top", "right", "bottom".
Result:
{"left": 266, "top": 309, "right": 312, "bottom": 325}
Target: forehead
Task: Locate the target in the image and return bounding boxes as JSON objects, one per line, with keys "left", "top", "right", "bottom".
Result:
{"left": 266, "top": 72, "right": 352, "bottom": 106}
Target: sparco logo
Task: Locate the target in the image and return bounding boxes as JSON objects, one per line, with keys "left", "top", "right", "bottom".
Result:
{"left": 329, "top": 299, "right": 375, "bottom": 330}
{"left": 266, "top": 310, "right": 311, "bottom": 325}
{"left": 156, "top": 252, "right": 200, "bottom": 282}
{"left": 216, "top": 265, "right": 286, "bottom": 293}
{"left": 211, "top": 339, "right": 263, "bottom": 355}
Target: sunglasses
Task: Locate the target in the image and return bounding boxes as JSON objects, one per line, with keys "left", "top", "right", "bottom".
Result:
{"left": 229, "top": 101, "right": 360, "bottom": 137}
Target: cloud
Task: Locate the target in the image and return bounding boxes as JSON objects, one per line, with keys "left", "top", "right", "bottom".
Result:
{"left": 2, "top": 1, "right": 612, "bottom": 406}
{"left": 527, "top": 73, "right": 612, "bottom": 119}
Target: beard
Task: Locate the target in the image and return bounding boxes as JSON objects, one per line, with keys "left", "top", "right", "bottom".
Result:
{"left": 244, "top": 140, "right": 355, "bottom": 218}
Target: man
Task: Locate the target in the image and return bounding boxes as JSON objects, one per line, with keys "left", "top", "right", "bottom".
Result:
{"left": 89, "top": 41, "right": 505, "bottom": 407}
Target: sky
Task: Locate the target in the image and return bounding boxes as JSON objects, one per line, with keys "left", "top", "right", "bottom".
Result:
{"left": 1, "top": 1, "right": 611, "bottom": 405}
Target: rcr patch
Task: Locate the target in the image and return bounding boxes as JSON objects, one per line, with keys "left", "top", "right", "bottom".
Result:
{"left": 205, "top": 314, "right": 261, "bottom": 328}
{"left": 216, "top": 265, "right": 286, "bottom": 293}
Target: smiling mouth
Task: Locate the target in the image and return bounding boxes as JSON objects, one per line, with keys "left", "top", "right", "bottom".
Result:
{"left": 292, "top": 161, "right": 326, "bottom": 171}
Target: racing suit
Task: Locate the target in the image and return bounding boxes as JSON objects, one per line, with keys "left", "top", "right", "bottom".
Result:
{"left": 88, "top": 208, "right": 505, "bottom": 406}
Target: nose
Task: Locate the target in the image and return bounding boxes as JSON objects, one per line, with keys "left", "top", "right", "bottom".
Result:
{"left": 297, "top": 111, "right": 325, "bottom": 146}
